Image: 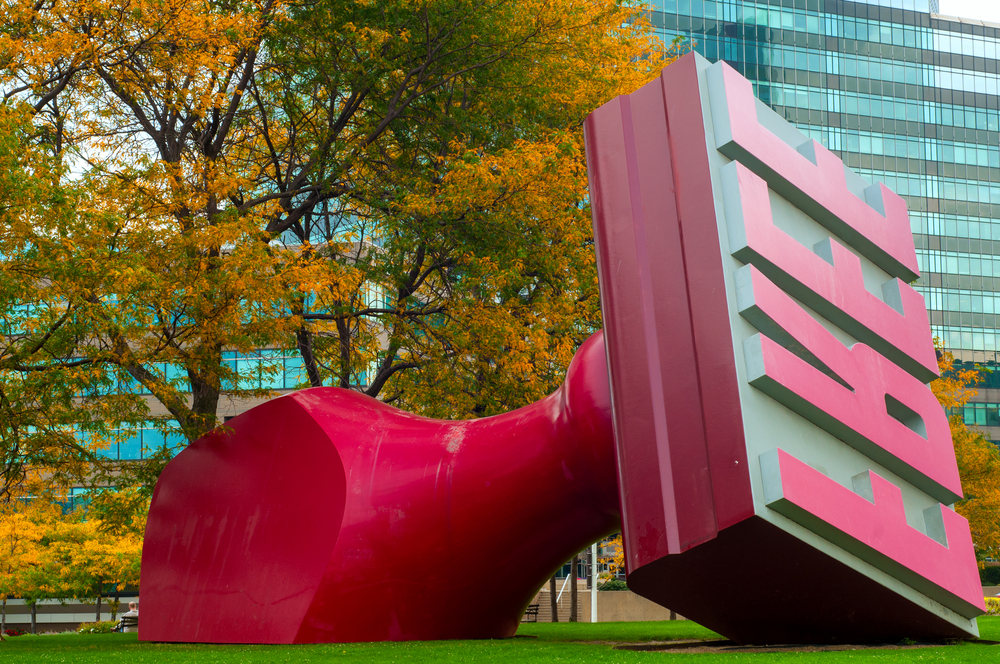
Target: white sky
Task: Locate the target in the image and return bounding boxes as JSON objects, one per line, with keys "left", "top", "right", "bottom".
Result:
{"left": 938, "top": 0, "right": 1000, "bottom": 24}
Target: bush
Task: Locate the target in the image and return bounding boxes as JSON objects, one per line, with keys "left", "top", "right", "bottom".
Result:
{"left": 598, "top": 579, "right": 628, "bottom": 591}
{"left": 76, "top": 621, "right": 118, "bottom": 634}
{"left": 985, "top": 597, "right": 1000, "bottom": 616}
{"left": 3, "top": 628, "right": 28, "bottom": 637}
{"left": 981, "top": 566, "right": 1000, "bottom": 586}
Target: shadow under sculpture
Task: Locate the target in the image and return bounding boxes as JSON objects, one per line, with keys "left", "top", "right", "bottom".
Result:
{"left": 139, "top": 332, "right": 619, "bottom": 644}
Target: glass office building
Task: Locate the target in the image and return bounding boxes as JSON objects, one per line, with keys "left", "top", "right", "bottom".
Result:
{"left": 647, "top": 0, "right": 1000, "bottom": 437}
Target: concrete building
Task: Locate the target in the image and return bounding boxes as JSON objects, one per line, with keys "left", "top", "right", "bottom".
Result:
{"left": 650, "top": 0, "right": 1000, "bottom": 439}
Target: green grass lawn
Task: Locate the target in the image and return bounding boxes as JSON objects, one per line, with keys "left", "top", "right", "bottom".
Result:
{"left": 0, "top": 617, "right": 997, "bottom": 663}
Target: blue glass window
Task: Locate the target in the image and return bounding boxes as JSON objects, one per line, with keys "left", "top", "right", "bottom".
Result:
{"left": 119, "top": 428, "right": 141, "bottom": 460}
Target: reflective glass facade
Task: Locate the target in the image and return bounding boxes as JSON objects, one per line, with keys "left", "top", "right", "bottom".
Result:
{"left": 650, "top": 0, "right": 1000, "bottom": 435}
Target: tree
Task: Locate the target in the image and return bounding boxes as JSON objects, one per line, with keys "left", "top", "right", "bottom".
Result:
{"left": 267, "top": 2, "right": 685, "bottom": 417}
{"left": 0, "top": 104, "right": 152, "bottom": 501}
{"left": 569, "top": 553, "right": 578, "bottom": 622}
{"left": 80, "top": 487, "right": 148, "bottom": 619}
{"left": 600, "top": 534, "right": 624, "bottom": 579}
{"left": 37, "top": 491, "right": 145, "bottom": 625}
{"left": 0, "top": 491, "right": 144, "bottom": 632}
{"left": 0, "top": 496, "right": 68, "bottom": 634}
{"left": 932, "top": 347, "right": 1000, "bottom": 563}
{"left": 2, "top": 0, "right": 333, "bottom": 463}
{"left": 1, "top": 0, "right": 678, "bottom": 480}
{"left": 548, "top": 574, "right": 558, "bottom": 623}
{"left": 0, "top": 496, "right": 51, "bottom": 635}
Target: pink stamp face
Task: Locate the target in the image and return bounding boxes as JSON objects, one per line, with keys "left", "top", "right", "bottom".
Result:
{"left": 585, "top": 53, "right": 984, "bottom": 643}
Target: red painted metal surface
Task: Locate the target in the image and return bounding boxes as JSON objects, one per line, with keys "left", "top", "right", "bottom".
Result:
{"left": 583, "top": 52, "right": 752, "bottom": 575}
{"left": 722, "top": 160, "right": 937, "bottom": 381}
{"left": 739, "top": 264, "right": 962, "bottom": 504}
{"left": 140, "top": 332, "right": 619, "bottom": 644}
{"left": 584, "top": 52, "right": 982, "bottom": 643}
{"left": 709, "top": 59, "right": 919, "bottom": 282}
{"left": 141, "top": 53, "right": 982, "bottom": 646}
{"left": 762, "top": 449, "right": 984, "bottom": 616}
{"left": 659, "top": 56, "right": 756, "bottom": 535}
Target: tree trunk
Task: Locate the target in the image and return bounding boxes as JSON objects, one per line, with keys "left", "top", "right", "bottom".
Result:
{"left": 296, "top": 326, "right": 324, "bottom": 387}
{"left": 336, "top": 317, "right": 352, "bottom": 388}
{"left": 670, "top": 609, "right": 677, "bottom": 621}
{"left": 29, "top": 602, "right": 36, "bottom": 634}
{"left": 187, "top": 357, "right": 222, "bottom": 439}
{"left": 569, "top": 554, "right": 578, "bottom": 622}
{"left": 1, "top": 596, "right": 6, "bottom": 634}
{"left": 111, "top": 585, "right": 121, "bottom": 621}
{"left": 96, "top": 593, "right": 102, "bottom": 622}
{"left": 549, "top": 575, "right": 558, "bottom": 622}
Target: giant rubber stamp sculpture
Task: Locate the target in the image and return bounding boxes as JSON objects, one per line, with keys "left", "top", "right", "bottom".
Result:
{"left": 141, "top": 53, "right": 985, "bottom": 644}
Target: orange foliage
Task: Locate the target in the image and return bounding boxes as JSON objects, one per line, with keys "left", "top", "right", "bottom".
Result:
{"left": 599, "top": 534, "right": 624, "bottom": 579}
{"left": 932, "top": 345, "right": 1000, "bottom": 563}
